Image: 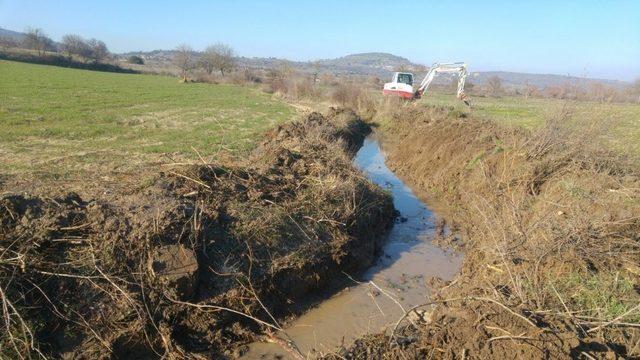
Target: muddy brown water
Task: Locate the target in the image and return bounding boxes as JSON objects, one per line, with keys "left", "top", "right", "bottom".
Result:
{"left": 242, "top": 137, "right": 462, "bottom": 359}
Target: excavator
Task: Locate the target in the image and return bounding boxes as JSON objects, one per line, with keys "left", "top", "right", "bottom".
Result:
{"left": 383, "top": 62, "right": 470, "bottom": 105}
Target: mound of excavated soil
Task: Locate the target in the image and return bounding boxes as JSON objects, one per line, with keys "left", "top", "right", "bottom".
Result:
{"left": 0, "top": 109, "right": 395, "bottom": 358}
{"left": 325, "top": 106, "right": 640, "bottom": 359}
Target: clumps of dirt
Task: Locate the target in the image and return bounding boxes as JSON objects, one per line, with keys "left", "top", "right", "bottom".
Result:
{"left": 0, "top": 109, "right": 395, "bottom": 359}
{"left": 327, "top": 105, "right": 640, "bottom": 359}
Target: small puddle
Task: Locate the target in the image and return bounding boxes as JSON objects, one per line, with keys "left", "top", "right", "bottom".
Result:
{"left": 243, "top": 137, "right": 462, "bottom": 359}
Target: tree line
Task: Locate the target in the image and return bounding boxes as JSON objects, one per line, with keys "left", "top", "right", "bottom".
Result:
{"left": 172, "top": 43, "right": 236, "bottom": 81}
{"left": 0, "top": 27, "right": 110, "bottom": 63}
{"left": 0, "top": 27, "right": 238, "bottom": 80}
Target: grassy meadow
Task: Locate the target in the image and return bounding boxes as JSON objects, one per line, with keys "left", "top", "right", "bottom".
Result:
{"left": 0, "top": 60, "right": 295, "bottom": 179}
{"left": 418, "top": 91, "right": 640, "bottom": 155}
{"left": 1, "top": 59, "right": 638, "bottom": 182}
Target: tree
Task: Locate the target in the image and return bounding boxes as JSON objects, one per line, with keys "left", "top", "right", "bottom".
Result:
{"left": 634, "top": 79, "right": 640, "bottom": 103}
{"left": 199, "top": 48, "right": 215, "bottom": 75}
{"left": 173, "top": 44, "right": 195, "bottom": 81}
{"left": 59, "top": 35, "right": 109, "bottom": 62}
{"left": 128, "top": 55, "right": 144, "bottom": 65}
{"left": 486, "top": 75, "right": 502, "bottom": 96}
{"left": 588, "top": 82, "right": 616, "bottom": 103}
{"left": 0, "top": 36, "right": 17, "bottom": 51}
{"left": 60, "top": 34, "right": 90, "bottom": 58}
{"left": 23, "top": 27, "right": 54, "bottom": 56}
{"left": 202, "top": 43, "right": 236, "bottom": 76}
{"left": 311, "top": 60, "right": 321, "bottom": 83}
{"left": 522, "top": 82, "right": 539, "bottom": 99}
{"left": 86, "top": 39, "right": 109, "bottom": 62}
{"left": 278, "top": 60, "right": 293, "bottom": 79}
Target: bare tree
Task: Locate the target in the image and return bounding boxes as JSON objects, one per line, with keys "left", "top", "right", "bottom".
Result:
{"left": 634, "top": 79, "right": 640, "bottom": 103}
{"left": 278, "top": 60, "right": 293, "bottom": 79}
{"left": 173, "top": 44, "right": 195, "bottom": 81}
{"left": 86, "top": 39, "right": 109, "bottom": 62}
{"left": 588, "top": 82, "right": 616, "bottom": 103}
{"left": 544, "top": 86, "right": 562, "bottom": 99}
{"left": 486, "top": 75, "right": 502, "bottom": 96}
{"left": 60, "top": 34, "right": 89, "bottom": 58}
{"left": 202, "top": 43, "right": 236, "bottom": 76}
{"left": 0, "top": 36, "right": 17, "bottom": 51}
{"left": 312, "top": 60, "right": 322, "bottom": 83}
{"left": 522, "top": 82, "right": 539, "bottom": 99}
{"left": 199, "top": 49, "right": 215, "bottom": 75}
{"left": 23, "top": 27, "right": 54, "bottom": 56}
{"left": 59, "top": 35, "right": 109, "bottom": 62}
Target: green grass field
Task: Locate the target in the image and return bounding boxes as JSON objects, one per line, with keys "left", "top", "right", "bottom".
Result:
{"left": 1, "top": 59, "right": 638, "bottom": 182}
{"left": 0, "top": 60, "right": 295, "bottom": 179}
{"left": 418, "top": 91, "right": 640, "bottom": 155}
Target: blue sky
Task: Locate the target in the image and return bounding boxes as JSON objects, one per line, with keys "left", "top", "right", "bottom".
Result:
{"left": 1, "top": 0, "right": 638, "bottom": 80}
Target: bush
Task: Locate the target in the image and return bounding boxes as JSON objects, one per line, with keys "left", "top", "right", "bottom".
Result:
{"left": 290, "top": 78, "right": 318, "bottom": 99}
{"left": 332, "top": 82, "right": 360, "bottom": 107}
{"left": 127, "top": 55, "right": 144, "bottom": 65}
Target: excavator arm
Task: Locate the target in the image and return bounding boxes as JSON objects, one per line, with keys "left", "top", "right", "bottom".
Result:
{"left": 415, "top": 62, "right": 469, "bottom": 105}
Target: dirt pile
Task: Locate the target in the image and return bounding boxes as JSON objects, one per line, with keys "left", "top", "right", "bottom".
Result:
{"left": 0, "top": 109, "right": 395, "bottom": 359}
{"left": 326, "top": 105, "right": 640, "bottom": 359}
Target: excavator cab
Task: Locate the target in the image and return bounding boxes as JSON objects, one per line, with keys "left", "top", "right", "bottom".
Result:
{"left": 383, "top": 72, "right": 415, "bottom": 99}
{"left": 396, "top": 72, "right": 413, "bottom": 86}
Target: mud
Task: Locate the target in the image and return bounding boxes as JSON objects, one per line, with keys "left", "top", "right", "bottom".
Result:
{"left": 242, "top": 137, "right": 461, "bottom": 358}
{"left": 0, "top": 109, "right": 396, "bottom": 359}
{"left": 325, "top": 106, "right": 640, "bottom": 359}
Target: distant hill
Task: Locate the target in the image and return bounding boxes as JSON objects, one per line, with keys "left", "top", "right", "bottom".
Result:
{"left": 122, "top": 50, "right": 418, "bottom": 77}
{"left": 0, "top": 27, "right": 26, "bottom": 41}
{"left": 469, "top": 71, "right": 628, "bottom": 90}
{"left": 317, "top": 52, "right": 413, "bottom": 71}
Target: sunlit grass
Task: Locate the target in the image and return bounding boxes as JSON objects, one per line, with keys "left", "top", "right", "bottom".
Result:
{"left": 0, "top": 60, "right": 295, "bottom": 179}
{"left": 417, "top": 91, "right": 640, "bottom": 155}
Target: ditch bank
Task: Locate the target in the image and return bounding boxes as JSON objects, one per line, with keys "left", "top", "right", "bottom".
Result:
{"left": 0, "top": 109, "right": 395, "bottom": 359}
{"left": 243, "top": 136, "right": 462, "bottom": 358}
{"left": 326, "top": 106, "right": 640, "bottom": 359}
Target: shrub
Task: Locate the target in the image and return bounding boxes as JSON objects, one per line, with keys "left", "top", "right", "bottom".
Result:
{"left": 332, "top": 82, "right": 360, "bottom": 107}
{"left": 290, "top": 77, "right": 317, "bottom": 99}
{"left": 128, "top": 55, "right": 144, "bottom": 65}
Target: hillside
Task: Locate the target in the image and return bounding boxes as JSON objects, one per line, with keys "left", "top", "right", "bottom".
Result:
{"left": 469, "top": 70, "right": 628, "bottom": 89}
{"left": 319, "top": 52, "right": 412, "bottom": 67}
{"left": 0, "top": 27, "right": 26, "bottom": 41}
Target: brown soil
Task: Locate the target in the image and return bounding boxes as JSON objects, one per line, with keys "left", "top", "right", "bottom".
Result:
{"left": 325, "top": 105, "right": 640, "bottom": 359}
{"left": 0, "top": 109, "right": 395, "bottom": 359}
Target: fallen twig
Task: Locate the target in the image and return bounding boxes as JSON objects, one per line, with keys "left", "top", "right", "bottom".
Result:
{"left": 165, "top": 296, "right": 281, "bottom": 332}
{"left": 586, "top": 302, "right": 640, "bottom": 333}
{"left": 488, "top": 334, "right": 536, "bottom": 342}
{"left": 167, "top": 171, "right": 211, "bottom": 189}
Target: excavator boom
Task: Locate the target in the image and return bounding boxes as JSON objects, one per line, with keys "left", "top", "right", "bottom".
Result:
{"left": 415, "top": 62, "right": 469, "bottom": 103}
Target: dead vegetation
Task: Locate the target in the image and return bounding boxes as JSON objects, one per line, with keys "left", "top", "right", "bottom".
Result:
{"left": 327, "top": 104, "right": 640, "bottom": 359}
{"left": 0, "top": 109, "right": 395, "bottom": 358}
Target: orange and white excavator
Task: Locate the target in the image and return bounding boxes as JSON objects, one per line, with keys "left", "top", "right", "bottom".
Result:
{"left": 383, "top": 62, "right": 470, "bottom": 105}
